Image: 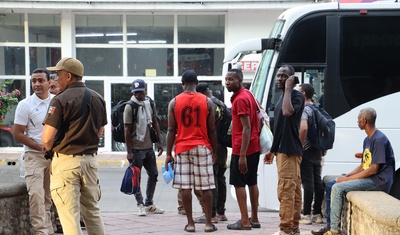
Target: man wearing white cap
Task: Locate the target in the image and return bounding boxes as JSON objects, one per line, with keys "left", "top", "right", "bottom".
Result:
{"left": 42, "top": 57, "right": 107, "bottom": 235}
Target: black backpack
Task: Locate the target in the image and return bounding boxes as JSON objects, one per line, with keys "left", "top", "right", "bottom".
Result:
{"left": 211, "top": 97, "right": 232, "bottom": 148}
{"left": 111, "top": 97, "right": 155, "bottom": 143}
{"left": 306, "top": 103, "right": 335, "bottom": 150}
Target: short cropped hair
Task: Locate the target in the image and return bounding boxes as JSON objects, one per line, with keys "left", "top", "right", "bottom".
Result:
{"left": 359, "top": 107, "right": 377, "bottom": 125}
{"left": 299, "top": 83, "right": 315, "bottom": 100}
{"left": 228, "top": 69, "right": 243, "bottom": 81}
{"left": 32, "top": 68, "right": 50, "bottom": 81}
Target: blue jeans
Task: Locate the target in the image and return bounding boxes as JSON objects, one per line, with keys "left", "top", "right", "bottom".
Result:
{"left": 132, "top": 148, "right": 158, "bottom": 206}
{"left": 327, "top": 178, "right": 379, "bottom": 232}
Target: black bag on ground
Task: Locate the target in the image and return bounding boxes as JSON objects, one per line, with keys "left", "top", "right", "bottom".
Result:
{"left": 306, "top": 103, "right": 335, "bottom": 150}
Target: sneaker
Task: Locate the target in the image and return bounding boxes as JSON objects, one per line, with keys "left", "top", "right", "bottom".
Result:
{"left": 273, "top": 230, "right": 291, "bottom": 235}
{"left": 216, "top": 214, "right": 228, "bottom": 221}
{"left": 137, "top": 204, "right": 146, "bottom": 216}
{"left": 312, "top": 214, "right": 324, "bottom": 224}
{"left": 146, "top": 204, "right": 165, "bottom": 214}
{"left": 291, "top": 228, "right": 300, "bottom": 235}
{"left": 194, "top": 214, "right": 206, "bottom": 223}
{"left": 311, "top": 227, "right": 328, "bottom": 235}
{"left": 299, "top": 214, "right": 312, "bottom": 225}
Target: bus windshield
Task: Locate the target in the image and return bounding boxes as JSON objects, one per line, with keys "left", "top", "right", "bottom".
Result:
{"left": 250, "top": 19, "right": 285, "bottom": 103}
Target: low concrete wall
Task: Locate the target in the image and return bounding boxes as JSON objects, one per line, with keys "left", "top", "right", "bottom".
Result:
{"left": 344, "top": 191, "right": 400, "bottom": 235}
{"left": 0, "top": 169, "right": 30, "bottom": 235}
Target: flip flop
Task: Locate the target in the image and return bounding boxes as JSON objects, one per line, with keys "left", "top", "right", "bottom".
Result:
{"left": 204, "top": 224, "right": 218, "bottom": 233}
{"left": 227, "top": 220, "right": 252, "bottom": 230}
{"left": 184, "top": 224, "right": 195, "bottom": 233}
{"left": 250, "top": 222, "right": 261, "bottom": 228}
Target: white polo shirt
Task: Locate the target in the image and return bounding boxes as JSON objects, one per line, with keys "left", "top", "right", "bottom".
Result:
{"left": 14, "top": 93, "right": 54, "bottom": 151}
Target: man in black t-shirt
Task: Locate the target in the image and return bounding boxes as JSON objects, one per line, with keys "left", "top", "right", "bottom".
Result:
{"left": 265, "top": 65, "right": 304, "bottom": 235}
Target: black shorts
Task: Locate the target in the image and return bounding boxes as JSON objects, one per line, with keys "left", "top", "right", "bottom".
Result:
{"left": 229, "top": 152, "right": 260, "bottom": 187}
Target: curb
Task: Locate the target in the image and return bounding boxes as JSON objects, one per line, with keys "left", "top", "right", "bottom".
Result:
{"left": 0, "top": 158, "right": 166, "bottom": 168}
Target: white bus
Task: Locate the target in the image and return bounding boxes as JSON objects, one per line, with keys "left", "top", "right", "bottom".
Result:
{"left": 224, "top": 2, "right": 400, "bottom": 210}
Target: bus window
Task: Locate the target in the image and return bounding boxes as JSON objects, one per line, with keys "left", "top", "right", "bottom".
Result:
{"left": 340, "top": 15, "right": 400, "bottom": 109}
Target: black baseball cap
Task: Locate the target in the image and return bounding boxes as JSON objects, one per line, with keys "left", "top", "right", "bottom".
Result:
{"left": 181, "top": 70, "right": 198, "bottom": 84}
{"left": 196, "top": 82, "right": 209, "bottom": 93}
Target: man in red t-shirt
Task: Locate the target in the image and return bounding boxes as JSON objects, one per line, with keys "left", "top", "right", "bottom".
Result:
{"left": 165, "top": 70, "right": 218, "bottom": 233}
{"left": 225, "top": 69, "right": 261, "bottom": 230}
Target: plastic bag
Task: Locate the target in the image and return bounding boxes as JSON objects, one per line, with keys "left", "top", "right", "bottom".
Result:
{"left": 259, "top": 122, "right": 273, "bottom": 154}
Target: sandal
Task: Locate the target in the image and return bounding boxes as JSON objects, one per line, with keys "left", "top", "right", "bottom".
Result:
{"left": 227, "top": 220, "right": 252, "bottom": 230}
{"left": 184, "top": 224, "right": 195, "bottom": 233}
{"left": 204, "top": 224, "right": 218, "bottom": 233}
{"left": 249, "top": 217, "right": 261, "bottom": 228}
{"left": 250, "top": 222, "right": 261, "bottom": 228}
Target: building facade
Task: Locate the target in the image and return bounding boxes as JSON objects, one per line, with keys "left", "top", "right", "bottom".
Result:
{"left": 0, "top": 0, "right": 314, "bottom": 151}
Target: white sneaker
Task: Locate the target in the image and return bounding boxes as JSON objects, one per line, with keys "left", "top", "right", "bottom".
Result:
{"left": 137, "top": 204, "right": 146, "bottom": 216}
{"left": 299, "top": 214, "right": 312, "bottom": 225}
{"left": 273, "top": 230, "right": 292, "bottom": 235}
{"left": 146, "top": 204, "right": 165, "bottom": 214}
{"left": 312, "top": 214, "right": 323, "bottom": 224}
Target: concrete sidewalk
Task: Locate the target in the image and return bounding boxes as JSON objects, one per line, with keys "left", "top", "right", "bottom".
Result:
{"left": 1, "top": 151, "right": 326, "bottom": 235}
{"left": 84, "top": 211, "right": 325, "bottom": 235}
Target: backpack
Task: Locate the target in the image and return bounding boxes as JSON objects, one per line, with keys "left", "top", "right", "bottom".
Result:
{"left": 120, "top": 163, "right": 141, "bottom": 195}
{"left": 111, "top": 97, "right": 155, "bottom": 143}
{"left": 211, "top": 97, "right": 232, "bottom": 147}
{"left": 306, "top": 103, "right": 335, "bottom": 150}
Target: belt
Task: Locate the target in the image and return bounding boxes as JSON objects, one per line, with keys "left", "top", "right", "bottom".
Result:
{"left": 56, "top": 152, "right": 97, "bottom": 157}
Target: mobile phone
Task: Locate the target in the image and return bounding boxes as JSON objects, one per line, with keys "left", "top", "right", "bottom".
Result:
{"left": 293, "top": 76, "right": 299, "bottom": 84}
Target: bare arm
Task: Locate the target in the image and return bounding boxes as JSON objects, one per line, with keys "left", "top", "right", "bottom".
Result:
{"left": 165, "top": 99, "right": 177, "bottom": 170}
{"left": 124, "top": 123, "right": 133, "bottom": 162}
{"left": 151, "top": 103, "right": 163, "bottom": 156}
{"left": 337, "top": 163, "right": 379, "bottom": 182}
{"left": 206, "top": 98, "right": 217, "bottom": 163}
{"left": 238, "top": 114, "right": 251, "bottom": 174}
{"left": 299, "top": 119, "right": 308, "bottom": 148}
{"left": 282, "top": 75, "right": 297, "bottom": 117}
{"left": 41, "top": 125, "right": 57, "bottom": 151}
{"left": 97, "top": 126, "right": 104, "bottom": 138}
{"left": 14, "top": 124, "right": 44, "bottom": 152}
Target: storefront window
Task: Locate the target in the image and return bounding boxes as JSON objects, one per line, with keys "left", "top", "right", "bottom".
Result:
{"left": 110, "top": 83, "right": 133, "bottom": 151}
{"left": 77, "top": 48, "right": 123, "bottom": 76}
{"left": 85, "top": 80, "right": 105, "bottom": 147}
{"left": 29, "top": 14, "right": 61, "bottom": 43}
{"left": 0, "top": 47, "right": 25, "bottom": 75}
{"left": 154, "top": 83, "right": 183, "bottom": 135}
{"left": 29, "top": 47, "right": 61, "bottom": 74}
{"left": 0, "top": 13, "right": 24, "bottom": 42}
{"left": 127, "top": 15, "right": 173, "bottom": 44}
{"left": 178, "top": 48, "right": 224, "bottom": 76}
{"left": 0, "top": 79, "right": 25, "bottom": 147}
{"left": 178, "top": 15, "right": 224, "bottom": 44}
{"left": 75, "top": 15, "right": 123, "bottom": 44}
{"left": 128, "top": 48, "right": 173, "bottom": 76}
